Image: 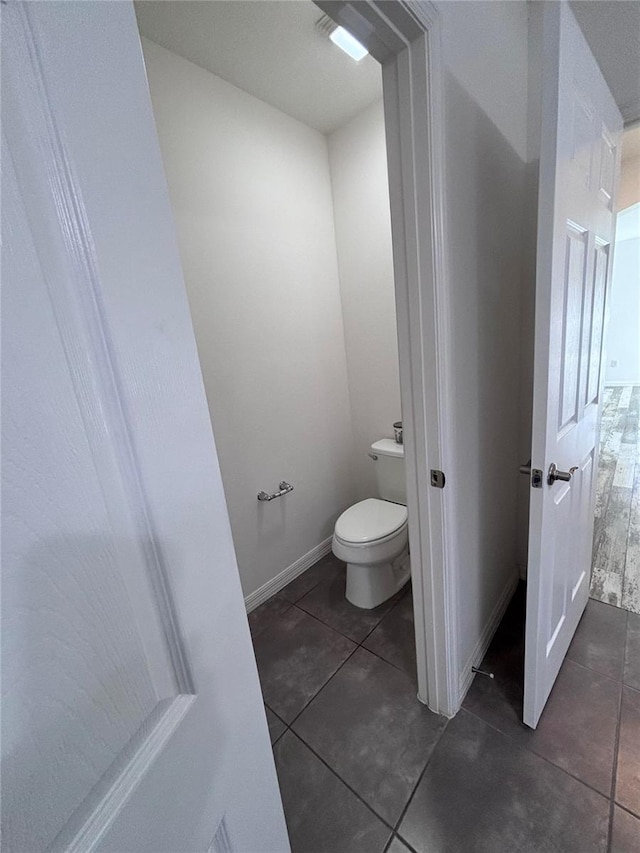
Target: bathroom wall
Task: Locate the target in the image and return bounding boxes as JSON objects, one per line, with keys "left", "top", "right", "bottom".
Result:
{"left": 604, "top": 203, "right": 640, "bottom": 385}
{"left": 618, "top": 128, "right": 640, "bottom": 210}
{"left": 141, "top": 38, "right": 357, "bottom": 599}
{"left": 328, "top": 100, "right": 401, "bottom": 500}
{"left": 437, "top": 0, "right": 529, "bottom": 685}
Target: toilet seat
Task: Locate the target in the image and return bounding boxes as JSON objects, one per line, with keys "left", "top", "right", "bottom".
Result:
{"left": 334, "top": 498, "right": 407, "bottom": 545}
{"left": 332, "top": 498, "right": 410, "bottom": 609}
{"left": 331, "top": 439, "right": 410, "bottom": 609}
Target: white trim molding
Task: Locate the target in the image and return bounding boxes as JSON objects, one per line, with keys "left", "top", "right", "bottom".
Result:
{"left": 315, "top": 1, "right": 458, "bottom": 716}
{"left": 458, "top": 571, "right": 521, "bottom": 704}
{"left": 244, "top": 536, "right": 333, "bottom": 613}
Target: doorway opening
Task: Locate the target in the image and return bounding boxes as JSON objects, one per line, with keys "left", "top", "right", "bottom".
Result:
{"left": 134, "top": 1, "right": 454, "bottom": 840}
{"left": 591, "top": 125, "right": 640, "bottom": 615}
{"left": 135, "top": 0, "right": 456, "bottom": 718}
{"left": 136, "top": 0, "right": 416, "bottom": 715}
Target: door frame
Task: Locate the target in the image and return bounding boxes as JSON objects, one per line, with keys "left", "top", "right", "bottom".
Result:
{"left": 316, "top": 1, "right": 458, "bottom": 716}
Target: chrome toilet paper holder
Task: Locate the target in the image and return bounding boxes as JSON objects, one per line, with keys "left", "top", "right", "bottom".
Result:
{"left": 257, "top": 481, "right": 294, "bottom": 502}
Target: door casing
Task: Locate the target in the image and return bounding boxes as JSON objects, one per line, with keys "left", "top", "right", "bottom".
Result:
{"left": 316, "top": 0, "right": 458, "bottom": 716}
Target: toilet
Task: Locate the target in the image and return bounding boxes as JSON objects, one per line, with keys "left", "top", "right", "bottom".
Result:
{"left": 332, "top": 439, "right": 410, "bottom": 609}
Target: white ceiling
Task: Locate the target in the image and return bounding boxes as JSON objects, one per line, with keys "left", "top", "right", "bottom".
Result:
{"left": 570, "top": 0, "right": 640, "bottom": 125}
{"left": 135, "top": 1, "right": 640, "bottom": 134}
{"left": 134, "top": 0, "right": 382, "bottom": 135}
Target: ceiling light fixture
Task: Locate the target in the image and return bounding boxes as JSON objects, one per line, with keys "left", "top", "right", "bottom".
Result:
{"left": 329, "top": 26, "right": 368, "bottom": 62}
{"left": 316, "top": 15, "right": 369, "bottom": 62}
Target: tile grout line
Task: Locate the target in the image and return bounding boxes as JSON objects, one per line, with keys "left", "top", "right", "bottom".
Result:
{"left": 565, "top": 650, "right": 625, "bottom": 685}
{"left": 285, "top": 729, "right": 398, "bottom": 837}
{"left": 292, "top": 580, "right": 409, "bottom": 645}
{"left": 607, "top": 678, "right": 625, "bottom": 853}
{"left": 258, "top": 564, "right": 362, "bottom": 750}
{"left": 588, "top": 595, "right": 640, "bottom": 621}
{"left": 259, "top": 574, "right": 408, "bottom": 736}
{"left": 277, "top": 558, "right": 342, "bottom": 607}
{"left": 284, "top": 662, "right": 450, "bottom": 842}
{"left": 613, "top": 801, "right": 640, "bottom": 821}
{"left": 383, "top": 832, "right": 422, "bottom": 853}
{"left": 290, "top": 717, "right": 450, "bottom": 850}
{"left": 273, "top": 713, "right": 399, "bottom": 847}
{"left": 584, "top": 384, "right": 636, "bottom": 846}
{"left": 359, "top": 642, "right": 415, "bottom": 678}
{"left": 587, "top": 595, "right": 635, "bottom": 614}
{"left": 269, "top": 564, "right": 637, "bottom": 825}
{"left": 389, "top": 719, "right": 452, "bottom": 840}
{"left": 258, "top": 565, "right": 415, "bottom": 758}
{"left": 460, "top": 705, "right": 615, "bottom": 806}
{"left": 284, "top": 588, "right": 416, "bottom": 732}
{"left": 266, "top": 575, "right": 449, "bottom": 841}
{"left": 267, "top": 556, "right": 639, "bottom": 849}
{"left": 290, "top": 587, "right": 414, "bottom": 672}
{"left": 286, "top": 642, "right": 361, "bottom": 729}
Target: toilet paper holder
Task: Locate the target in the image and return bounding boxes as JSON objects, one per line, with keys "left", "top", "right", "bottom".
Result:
{"left": 257, "top": 481, "right": 294, "bottom": 502}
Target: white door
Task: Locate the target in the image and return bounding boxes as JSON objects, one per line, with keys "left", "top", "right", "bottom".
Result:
{"left": 2, "top": 3, "right": 289, "bottom": 851}
{"left": 524, "top": 1, "right": 622, "bottom": 728}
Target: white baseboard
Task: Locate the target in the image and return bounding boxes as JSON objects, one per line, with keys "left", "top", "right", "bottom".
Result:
{"left": 244, "top": 536, "right": 333, "bottom": 613}
{"left": 457, "top": 570, "right": 520, "bottom": 703}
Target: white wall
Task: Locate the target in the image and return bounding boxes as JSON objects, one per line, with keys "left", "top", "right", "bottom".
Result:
{"left": 619, "top": 156, "right": 640, "bottom": 211}
{"left": 618, "top": 131, "right": 640, "bottom": 211}
{"left": 437, "top": 0, "right": 529, "bottom": 679}
{"left": 605, "top": 203, "right": 640, "bottom": 385}
{"left": 141, "top": 38, "right": 357, "bottom": 598}
{"left": 328, "top": 100, "right": 401, "bottom": 500}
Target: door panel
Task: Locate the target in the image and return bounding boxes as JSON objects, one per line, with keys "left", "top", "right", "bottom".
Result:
{"left": 585, "top": 240, "right": 609, "bottom": 406}
{"left": 524, "top": 1, "right": 622, "bottom": 728}
{"left": 2, "top": 3, "right": 289, "bottom": 850}
{"left": 3, "top": 140, "right": 185, "bottom": 851}
{"left": 559, "top": 223, "right": 588, "bottom": 433}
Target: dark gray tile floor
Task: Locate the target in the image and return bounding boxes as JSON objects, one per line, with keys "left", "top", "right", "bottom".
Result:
{"left": 611, "top": 805, "right": 640, "bottom": 853}
{"left": 293, "top": 647, "right": 447, "bottom": 826}
{"left": 250, "top": 558, "right": 640, "bottom": 852}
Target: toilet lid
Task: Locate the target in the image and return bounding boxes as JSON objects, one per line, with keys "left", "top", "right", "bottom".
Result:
{"left": 335, "top": 498, "right": 407, "bottom": 544}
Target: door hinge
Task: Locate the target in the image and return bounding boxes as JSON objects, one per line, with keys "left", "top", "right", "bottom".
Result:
{"left": 430, "top": 469, "right": 446, "bottom": 489}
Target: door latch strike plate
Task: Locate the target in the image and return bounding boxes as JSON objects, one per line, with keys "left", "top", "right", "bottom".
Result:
{"left": 531, "top": 468, "right": 543, "bottom": 488}
{"left": 430, "top": 469, "right": 445, "bottom": 489}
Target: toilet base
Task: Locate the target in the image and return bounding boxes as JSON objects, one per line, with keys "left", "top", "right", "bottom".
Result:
{"left": 345, "top": 548, "right": 410, "bottom": 609}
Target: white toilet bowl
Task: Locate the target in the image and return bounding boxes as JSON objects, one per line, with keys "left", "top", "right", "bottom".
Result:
{"left": 332, "top": 497, "right": 411, "bottom": 609}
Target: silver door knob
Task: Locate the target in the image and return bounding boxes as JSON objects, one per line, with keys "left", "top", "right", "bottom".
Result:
{"left": 547, "top": 463, "right": 579, "bottom": 485}
{"left": 519, "top": 459, "right": 532, "bottom": 476}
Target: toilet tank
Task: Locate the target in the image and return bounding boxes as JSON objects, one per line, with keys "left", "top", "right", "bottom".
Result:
{"left": 371, "top": 439, "right": 406, "bottom": 505}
